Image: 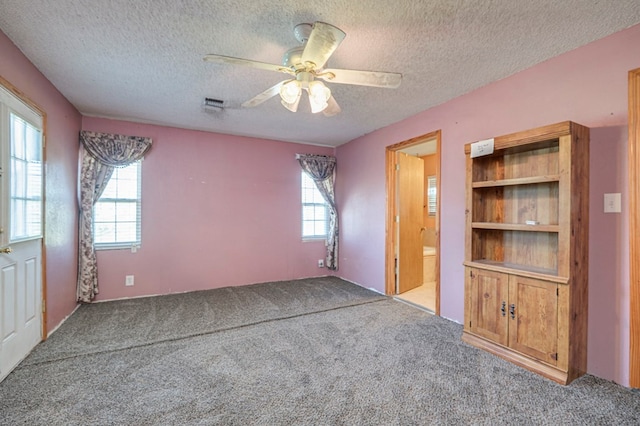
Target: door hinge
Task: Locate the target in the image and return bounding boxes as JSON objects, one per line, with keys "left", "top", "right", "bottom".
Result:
{"left": 395, "top": 215, "right": 400, "bottom": 223}
{"left": 395, "top": 164, "right": 400, "bottom": 171}
{"left": 469, "top": 321, "right": 472, "bottom": 328}
{"left": 551, "top": 352, "right": 558, "bottom": 361}
{"left": 470, "top": 270, "right": 474, "bottom": 278}
{"left": 42, "top": 300, "right": 46, "bottom": 313}
{"left": 557, "top": 287, "right": 559, "bottom": 296}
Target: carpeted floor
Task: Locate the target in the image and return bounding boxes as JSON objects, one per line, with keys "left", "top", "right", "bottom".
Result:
{"left": 1, "top": 276, "right": 639, "bottom": 425}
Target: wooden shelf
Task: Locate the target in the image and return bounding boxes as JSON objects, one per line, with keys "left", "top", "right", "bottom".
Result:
{"left": 464, "top": 121, "right": 589, "bottom": 385}
{"left": 463, "top": 260, "right": 568, "bottom": 284}
{"left": 472, "top": 175, "right": 560, "bottom": 188}
{"left": 471, "top": 222, "right": 559, "bottom": 232}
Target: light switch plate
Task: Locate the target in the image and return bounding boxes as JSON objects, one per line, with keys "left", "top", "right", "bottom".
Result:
{"left": 604, "top": 193, "right": 621, "bottom": 213}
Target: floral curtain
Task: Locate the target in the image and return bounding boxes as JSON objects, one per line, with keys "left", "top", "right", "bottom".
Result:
{"left": 76, "top": 131, "right": 152, "bottom": 302}
{"left": 298, "top": 154, "right": 338, "bottom": 270}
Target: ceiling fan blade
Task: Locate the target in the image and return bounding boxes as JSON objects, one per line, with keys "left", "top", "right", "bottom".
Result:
{"left": 241, "top": 80, "right": 289, "bottom": 108}
{"left": 323, "top": 96, "right": 341, "bottom": 117}
{"left": 319, "top": 68, "right": 402, "bottom": 89}
{"left": 301, "top": 22, "right": 346, "bottom": 70}
{"left": 204, "top": 54, "right": 293, "bottom": 75}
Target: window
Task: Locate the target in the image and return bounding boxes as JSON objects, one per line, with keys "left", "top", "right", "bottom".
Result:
{"left": 427, "top": 175, "right": 437, "bottom": 216}
{"left": 93, "top": 161, "right": 141, "bottom": 249}
{"left": 301, "top": 171, "right": 328, "bottom": 239}
{"left": 9, "top": 114, "right": 43, "bottom": 241}
{"left": 0, "top": 85, "right": 44, "bottom": 245}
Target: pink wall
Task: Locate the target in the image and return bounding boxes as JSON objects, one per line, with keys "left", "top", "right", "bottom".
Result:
{"left": 0, "top": 30, "right": 81, "bottom": 333}
{"left": 588, "top": 125, "right": 629, "bottom": 383}
{"left": 81, "top": 117, "right": 334, "bottom": 300}
{"left": 336, "top": 23, "right": 640, "bottom": 385}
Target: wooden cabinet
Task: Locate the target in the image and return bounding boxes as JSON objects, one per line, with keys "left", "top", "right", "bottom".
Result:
{"left": 462, "top": 121, "right": 589, "bottom": 385}
{"left": 467, "top": 269, "right": 559, "bottom": 364}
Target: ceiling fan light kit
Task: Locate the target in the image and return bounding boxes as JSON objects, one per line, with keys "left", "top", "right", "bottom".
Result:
{"left": 279, "top": 72, "right": 332, "bottom": 113}
{"left": 204, "top": 21, "right": 402, "bottom": 117}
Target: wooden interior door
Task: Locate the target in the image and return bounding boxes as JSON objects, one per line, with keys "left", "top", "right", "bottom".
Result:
{"left": 508, "top": 275, "right": 558, "bottom": 365}
{"left": 468, "top": 268, "right": 509, "bottom": 346}
{"left": 396, "top": 152, "right": 424, "bottom": 294}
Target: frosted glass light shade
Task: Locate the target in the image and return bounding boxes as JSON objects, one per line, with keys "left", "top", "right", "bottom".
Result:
{"left": 308, "top": 81, "right": 331, "bottom": 113}
{"left": 281, "top": 93, "right": 301, "bottom": 112}
{"left": 280, "top": 80, "right": 302, "bottom": 104}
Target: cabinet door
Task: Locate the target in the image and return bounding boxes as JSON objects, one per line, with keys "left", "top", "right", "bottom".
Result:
{"left": 508, "top": 276, "right": 558, "bottom": 365}
{"left": 467, "top": 269, "right": 508, "bottom": 346}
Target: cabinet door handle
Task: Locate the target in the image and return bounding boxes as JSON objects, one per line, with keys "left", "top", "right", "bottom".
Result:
{"left": 501, "top": 301, "right": 506, "bottom": 317}
{"left": 509, "top": 304, "right": 516, "bottom": 320}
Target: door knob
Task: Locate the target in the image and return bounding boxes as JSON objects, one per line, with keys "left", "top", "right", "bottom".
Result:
{"left": 0, "top": 247, "right": 12, "bottom": 254}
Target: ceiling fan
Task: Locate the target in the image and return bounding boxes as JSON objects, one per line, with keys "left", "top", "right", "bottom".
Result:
{"left": 203, "top": 21, "right": 402, "bottom": 116}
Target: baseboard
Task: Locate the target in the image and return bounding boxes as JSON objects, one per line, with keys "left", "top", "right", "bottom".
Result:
{"left": 45, "top": 303, "right": 81, "bottom": 339}
{"left": 462, "top": 331, "right": 571, "bottom": 385}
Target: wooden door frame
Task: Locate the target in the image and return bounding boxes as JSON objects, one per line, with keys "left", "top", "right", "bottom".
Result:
{"left": 0, "top": 75, "right": 48, "bottom": 340}
{"left": 385, "top": 130, "right": 441, "bottom": 315}
{"left": 629, "top": 68, "right": 640, "bottom": 388}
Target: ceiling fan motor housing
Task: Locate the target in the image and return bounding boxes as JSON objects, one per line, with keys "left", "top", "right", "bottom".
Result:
{"left": 293, "top": 23, "right": 313, "bottom": 44}
{"left": 282, "top": 46, "right": 305, "bottom": 69}
{"left": 282, "top": 23, "right": 315, "bottom": 71}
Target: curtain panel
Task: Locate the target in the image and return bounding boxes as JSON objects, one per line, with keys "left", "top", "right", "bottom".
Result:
{"left": 76, "top": 131, "right": 152, "bottom": 302}
{"left": 297, "top": 154, "right": 339, "bottom": 270}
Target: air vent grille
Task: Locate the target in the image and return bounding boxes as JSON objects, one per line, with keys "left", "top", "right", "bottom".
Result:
{"left": 203, "top": 98, "right": 224, "bottom": 110}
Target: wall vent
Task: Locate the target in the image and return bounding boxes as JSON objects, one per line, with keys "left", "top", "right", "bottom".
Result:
{"left": 203, "top": 97, "right": 224, "bottom": 111}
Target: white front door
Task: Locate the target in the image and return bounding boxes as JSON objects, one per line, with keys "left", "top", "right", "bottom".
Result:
{"left": 0, "top": 84, "right": 44, "bottom": 383}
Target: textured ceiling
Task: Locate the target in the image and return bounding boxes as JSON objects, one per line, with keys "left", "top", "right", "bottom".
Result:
{"left": 1, "top": 1, "right": 639, "bottom": 147}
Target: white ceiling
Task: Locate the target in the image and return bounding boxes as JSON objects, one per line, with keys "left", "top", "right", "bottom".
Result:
{"left": 1, "top": 1, "right": 639, "bottom": 147}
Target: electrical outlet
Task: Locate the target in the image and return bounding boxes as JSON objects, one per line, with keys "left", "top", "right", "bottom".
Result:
{"left": 318, "top": 259, "right": 325, "bottom": 268}
{"left": 125, "top": 275, "right": 134, "bottom": 286}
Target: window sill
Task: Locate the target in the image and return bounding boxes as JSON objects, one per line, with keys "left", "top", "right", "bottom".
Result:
{"left": 95, "top": 244, "right": 140, "bottom": 252}
{"left": 302, "top": 237, "right": 327, "bottom": 243}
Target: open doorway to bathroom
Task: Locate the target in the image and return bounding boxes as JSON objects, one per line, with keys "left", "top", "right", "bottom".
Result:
{"left": 385, "top": 130, "right": 441, "bottom": 314}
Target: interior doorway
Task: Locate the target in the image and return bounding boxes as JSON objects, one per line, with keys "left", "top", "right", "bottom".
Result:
{"left": 385, "top": 130, "right": 441, "bottom": 314}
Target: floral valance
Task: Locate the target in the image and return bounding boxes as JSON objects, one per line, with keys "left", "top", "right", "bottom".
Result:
{"left": 296, "top": 154, "right": 336, "bottom": 181}
{"left": 80, "top": 130, "right": 152, "bottom": 167}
